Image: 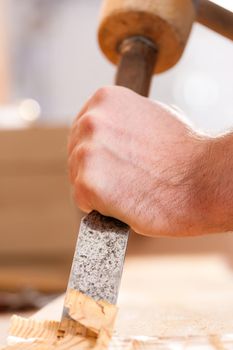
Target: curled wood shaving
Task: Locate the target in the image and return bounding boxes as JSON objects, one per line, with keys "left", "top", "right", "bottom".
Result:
{"left": 64, "top": 289, "right": 117, "bottom": 333}
{"left": 1, "top": 290, "right": 118, "bottom": 350}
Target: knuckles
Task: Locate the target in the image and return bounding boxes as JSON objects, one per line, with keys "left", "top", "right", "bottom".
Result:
{"left": 73, "top": 143, "right": 103, "bottom": 172}
{"left": 78, "top": 113, "right": 98, "bottom": 135}
{"left": 74, "top": 144, "right": 95, "bottom": 165}
{"left": 69, "top": 85, "right": 123, "bottom": 204}
{"left": 93, "top": 86, "right": 110, "bottom": 100}
{"left": 72, "top": 85, "right": 128, "bottom": 141}
{"left": 92, "top": 85, "right": 128, "bottom": 104}
{"left": 93, "top": 85, "right": 117, "bottom": 101}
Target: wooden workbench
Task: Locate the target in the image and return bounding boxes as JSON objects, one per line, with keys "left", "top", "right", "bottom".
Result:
{"left": 1, "top": 255, "right": 233, "bottom": 346}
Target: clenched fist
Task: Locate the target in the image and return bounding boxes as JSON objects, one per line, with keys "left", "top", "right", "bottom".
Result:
{"left": 68, "top": 86, "right": 230, "bottom": 237}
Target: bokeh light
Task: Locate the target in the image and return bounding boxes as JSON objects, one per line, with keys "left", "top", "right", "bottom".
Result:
{"left": 18, "top": 99, "right": 41, "bottom": 122}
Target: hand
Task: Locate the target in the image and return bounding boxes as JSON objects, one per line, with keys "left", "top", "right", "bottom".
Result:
{"left": 68, "top": 86, "right": 212, "bottom": 237}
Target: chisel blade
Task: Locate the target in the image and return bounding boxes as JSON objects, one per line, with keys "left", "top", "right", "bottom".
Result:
{"left": 60, "top": 210, "right": 129, "bottom": 324}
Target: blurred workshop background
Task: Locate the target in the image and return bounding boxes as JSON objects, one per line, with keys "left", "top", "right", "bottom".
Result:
{"left": 0, "top": 0, "right": 233, "bottom": 311}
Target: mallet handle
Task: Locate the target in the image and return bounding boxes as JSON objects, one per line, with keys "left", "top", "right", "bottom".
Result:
{"left": 197, "top": 0, "right": 233, "bottom": 41}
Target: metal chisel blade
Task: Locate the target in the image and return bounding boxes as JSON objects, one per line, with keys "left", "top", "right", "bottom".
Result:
{"left": 61, "top": 210, "right": 129, "bottom": 323}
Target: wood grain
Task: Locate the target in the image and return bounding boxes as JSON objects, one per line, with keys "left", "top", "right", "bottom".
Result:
{"left": 0, "top": 312, "right": 33, "bottom": 345}
{"left": 34, "top": 255, "right": 233, "bottom": 337}
{"left": 1, "top": 256, "right": 233, "bottom": 348}
{"left": 0, "top": 127, "right": 79, "bottom": 259}
{"left": 1, "top": 291, "right": 117, "bottom": 350}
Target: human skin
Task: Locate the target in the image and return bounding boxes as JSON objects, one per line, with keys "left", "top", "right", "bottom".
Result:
{"left": 68, "top": 86, "right": 233, "bottom": 237}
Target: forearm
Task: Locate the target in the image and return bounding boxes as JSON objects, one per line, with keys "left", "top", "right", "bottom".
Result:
{"left": 191, "top": 133, "right": 233, "bottom": 235}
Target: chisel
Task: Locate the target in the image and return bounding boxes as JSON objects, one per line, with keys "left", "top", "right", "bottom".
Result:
{"left": 59, "top": 0, "right": 196, "bottom": 332}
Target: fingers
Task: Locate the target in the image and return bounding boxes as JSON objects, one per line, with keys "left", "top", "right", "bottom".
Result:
{"left": 68, "top": 142, "right": 92, "bottom": 185}
{"left": 68, "top": 144, "right": 80, "bottom": 185}
{"left": 69, "top": 143, "right": 95, "bottom": 213}
{"left": 68, "top": 113, "right": 98, "bottom": 158}
{"left": 67, "top": 86, "right": 140, "bottom": 217}
{"left": 68, "top": 86, "right": 115, "bottom": 156}
{"left": 67, "top": 86, "right": 116, "bottom": 185}
{"left": 72, "top": 177, "right": 93, "bottom": 213}
{"left": 67, "top": 102, "right": 92, "bottom": 156}
{"left": 67, "top": 88, "right": 110, "bottom": 213}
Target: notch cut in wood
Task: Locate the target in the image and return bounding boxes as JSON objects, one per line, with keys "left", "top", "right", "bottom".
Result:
{"left": 0, "top": 290, "right": 117, "bottom": 350}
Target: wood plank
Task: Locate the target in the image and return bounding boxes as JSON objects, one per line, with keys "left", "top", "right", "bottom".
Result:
{"left": 0, "top": 174, "right": 78, "bottom": 256}
{"left": 0, "top": 127, "right": 82, "bottom": 258}
{"left": 0, "top": 127, "right": 69, "bottom": 165}
{"left": 0, "top": 264, "right": 68, "bottom": 292}
{"left": 34, "top": 255, "right": 233, "bottom": 337}
{"left": 0, "top": 292, "right": 117, "bottom": 349}
{"left": 0, "top": 127, "right": 81, "bottom": 291}
{"left": 1, "top": 255, "right": 233, "bottom": 347}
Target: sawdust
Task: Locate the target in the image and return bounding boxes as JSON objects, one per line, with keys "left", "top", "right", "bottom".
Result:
{"left": 0, "top": 290, "right": 117, "bottom": 350}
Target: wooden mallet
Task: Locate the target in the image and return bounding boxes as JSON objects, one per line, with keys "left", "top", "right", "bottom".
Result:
{"left": 98, "top": 0, "right": 196, "bottom": 96}
{"left": 98, "top": 0, "right": 233, "bottom": 96}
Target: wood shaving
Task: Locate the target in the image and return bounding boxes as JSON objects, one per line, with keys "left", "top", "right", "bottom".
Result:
{"left": 1, "top": 290, "right": 117, "bottom": 350}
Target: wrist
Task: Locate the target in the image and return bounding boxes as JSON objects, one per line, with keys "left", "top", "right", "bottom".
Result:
{"left": 189, "top": 135, "right": 233, "bottom": 235}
